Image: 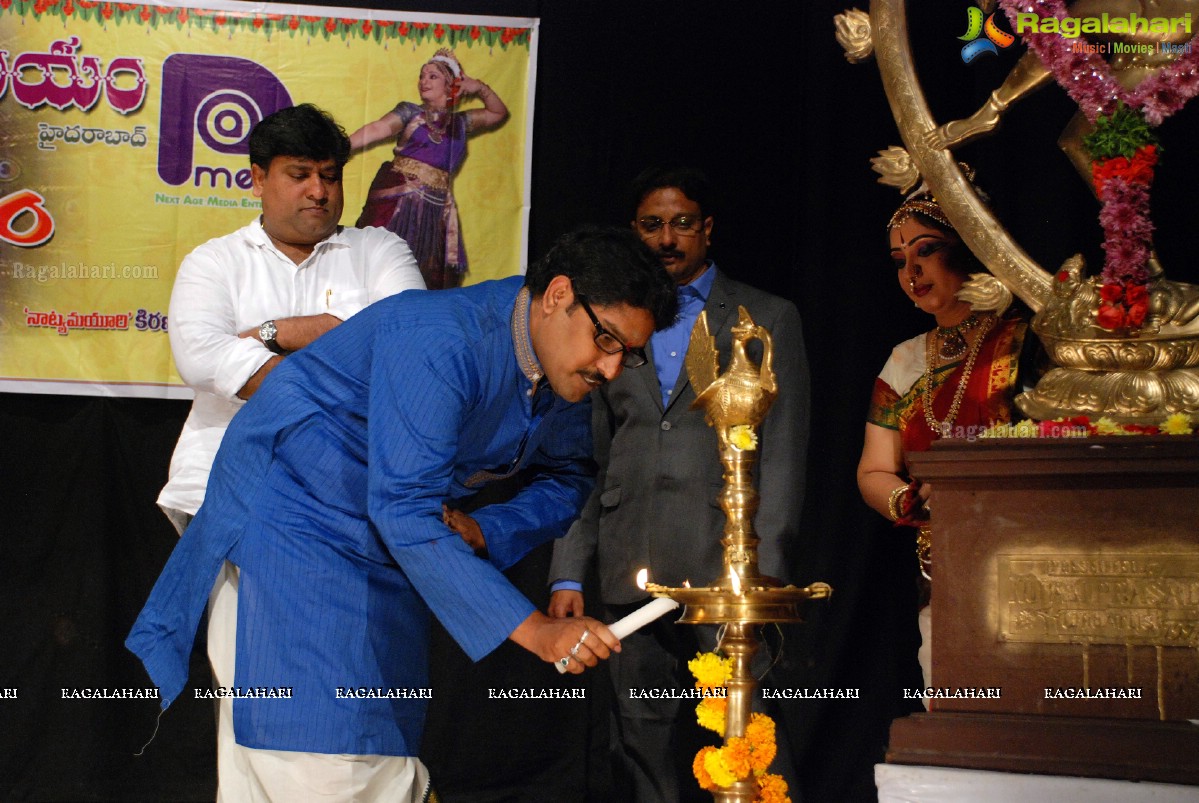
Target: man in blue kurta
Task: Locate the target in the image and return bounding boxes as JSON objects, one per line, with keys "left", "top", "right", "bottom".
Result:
{"left": 127, "top": 227, "right": 677, "bottom": 801}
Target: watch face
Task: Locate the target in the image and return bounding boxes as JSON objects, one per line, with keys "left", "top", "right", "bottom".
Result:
{"left": 260, "top": 321, "right": 277, "bottom": 341}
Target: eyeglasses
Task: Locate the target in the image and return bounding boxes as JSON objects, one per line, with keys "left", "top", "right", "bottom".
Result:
{"left": 634, "top": 214, "right": 706, "bottom": 238}
{"left": 576, "top": 295, "right": 648, "bottom": 368}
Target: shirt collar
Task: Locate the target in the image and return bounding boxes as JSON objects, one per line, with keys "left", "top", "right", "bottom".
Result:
{"left": 246, "top": 217, "right": 347, "bottom": 254}
{"left": 679, "top": 261, "right": 716, "bottom": 301}
{"left": 510, "top": 286, "right": 545, "bottom": 395}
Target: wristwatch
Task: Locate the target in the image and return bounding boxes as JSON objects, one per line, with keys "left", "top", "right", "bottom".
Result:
{"left": 258, "top": 320, "right": 285, "bottom": 355}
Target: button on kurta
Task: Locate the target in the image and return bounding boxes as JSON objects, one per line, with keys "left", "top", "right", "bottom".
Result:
{"left": 660, "top": 421, "right": 671, "bottom": 431}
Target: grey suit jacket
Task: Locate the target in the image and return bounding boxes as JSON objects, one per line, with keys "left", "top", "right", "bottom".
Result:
{"left": 550, "top": 267, "right": 810, "bottom": 605}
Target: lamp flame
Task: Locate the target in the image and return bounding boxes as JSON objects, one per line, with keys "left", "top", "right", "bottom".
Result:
{"left": 636, "top": 568, "right": 648, "bottom": 590}
{"left": 683, "top": 579, "right": 691, "bottom": 588}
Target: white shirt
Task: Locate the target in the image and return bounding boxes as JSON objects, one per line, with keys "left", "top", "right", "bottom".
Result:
{"left": 157, "top": 220, "right": 425, "bottom": 520}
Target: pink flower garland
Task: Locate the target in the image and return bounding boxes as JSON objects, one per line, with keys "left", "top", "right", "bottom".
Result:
{"left": 999, "top": 0, "right": 1199, "bottom": 328}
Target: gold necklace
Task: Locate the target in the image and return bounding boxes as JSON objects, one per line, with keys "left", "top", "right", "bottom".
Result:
{"left": 922, "top": 313, "right": 994, "bottom": 437}
{"left": 423, "top": 106, "right": 449, "bottom": 144}
{"left": 935, "top": 313, "right": 980, "bottom": 360}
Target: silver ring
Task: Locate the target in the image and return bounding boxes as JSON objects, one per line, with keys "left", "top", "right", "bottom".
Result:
{"left": 579, "top": 629, "right": 591, "bottom": 644}
{"left": 557, "top": 656, "right": 571, "bottom": 670}
{"left": 569, "top": 643, "right": 582, "bottom": 657}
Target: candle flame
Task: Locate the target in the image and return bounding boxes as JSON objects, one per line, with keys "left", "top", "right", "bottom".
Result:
{"left": 636, "top": 568, "right": 648, "bottom": 590}
{"left": 729, "top": 570, "right": 742, "bottom": 595}
{"left": 683, "top": 579, "right": 691, "bottom": 588}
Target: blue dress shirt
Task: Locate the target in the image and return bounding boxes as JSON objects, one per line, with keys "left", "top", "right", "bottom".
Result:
{"left": 651, "top": 264, "right": 716, "bottom": 408}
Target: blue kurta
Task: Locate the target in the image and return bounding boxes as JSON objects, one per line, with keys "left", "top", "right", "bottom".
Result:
{"left": 127, "top": 276, "right": 595, "bottom": 755}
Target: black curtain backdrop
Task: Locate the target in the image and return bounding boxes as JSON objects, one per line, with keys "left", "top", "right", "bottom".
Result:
{"left": 5, "top": 1, "right": 1199, "bottom": 800}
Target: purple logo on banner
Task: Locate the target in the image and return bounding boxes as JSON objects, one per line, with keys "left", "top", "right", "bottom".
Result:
{"left": 157, "top": 53, "right": 292, "bottom": 187}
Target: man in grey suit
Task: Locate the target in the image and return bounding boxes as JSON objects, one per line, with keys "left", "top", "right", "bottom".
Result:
{"left": 548, "top": 167, "right": 810, "bottom": 802}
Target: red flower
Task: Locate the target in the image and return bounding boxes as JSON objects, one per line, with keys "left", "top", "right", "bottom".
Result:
{"left": 434, "top": 23, "right": 444, "bottom": 38}
{"left": 117, "top": 2, "right": 134, "bottom": 10}
{"left": 324, "top": 18, "right": 336, "bottom": 33}
{"left": 1091, "top": 145, "right": 1158, "bottom": 194}
{"left": 1125, "top": 284, "right": 1149, "bottom": 304}
{"left": 214, "top": 12, "right": 226, "bottom": 25}
{"left": 288, "top": 15, "right": 298, "bottom": 29}
{"left": 1126, "top": 300, "right": 1149, "bottom": 327}
{"left": 470, "top": 25, "right": 480, "bottom": 39}
{"left": 139, "top": 6, "right": 150, "bottom": 20}
{"left": 1099, "top": 283, "right": 1124, "bottom": 303}
{"left": 101, "top": 3, "right": 113, "bottom": 18}
{"left": 252, "top": 16, "right": 264, "bottom": 28}
{"left": 176, "top": 8, "right": 187, "bottom": 23}
{"left": 1097, "top": 303, "right": 1126, "bottom": 330}
{"left": 398, "top": 21, "right": 409, "bottom": 35}
{"left": 362, "top": 20, "right": 372, "bottom": 34}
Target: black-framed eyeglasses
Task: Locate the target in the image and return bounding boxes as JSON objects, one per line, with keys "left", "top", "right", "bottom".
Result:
{"left": 576, "top": 295, "right": 648, "bottom": 368}
{"left": 634, "top": 214, "right": 706, "bottom": 238}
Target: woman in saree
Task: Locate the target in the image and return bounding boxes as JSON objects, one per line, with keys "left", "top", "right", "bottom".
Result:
{"left": 351, "top": 48, "right": 508, "bottom": 289}
{"left": 856, "top": 182, "right": 1029, "bottom": 690}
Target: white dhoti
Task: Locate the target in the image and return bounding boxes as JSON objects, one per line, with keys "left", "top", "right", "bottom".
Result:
{"left": 208, "top": 562, "right": 432, "bottom": 802}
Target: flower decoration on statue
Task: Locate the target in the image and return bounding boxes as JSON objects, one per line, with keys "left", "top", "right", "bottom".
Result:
{"left": 688, "top": 652, "right": 790, "bottom": 803}
{"left": 1084, "top": 105, "right": 1157, "bottom": 331}
{"left": 980, "top": 412, "right": 1195, "bottom": 438}
{"left": 1000, "top": 0, "right": 1199, "bottom": 331}
{"left": 728, "top": 424, "right": 759, "bottom": 451}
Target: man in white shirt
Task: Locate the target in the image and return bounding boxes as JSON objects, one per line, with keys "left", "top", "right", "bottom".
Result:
{"left": 153, "top": 104, "right": 424, "bottom": 800}
{"left": 157, "top": 103, "right": 425, "bottom": 533}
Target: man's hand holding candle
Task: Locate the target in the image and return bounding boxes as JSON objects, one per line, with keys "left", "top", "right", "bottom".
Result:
{"left": 509, "top": 611, "right": 620, "bottom": 675}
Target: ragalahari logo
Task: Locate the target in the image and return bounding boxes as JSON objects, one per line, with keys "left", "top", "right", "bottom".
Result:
{"left": 959, "top": 5, "right": 1016, "bottom": 63}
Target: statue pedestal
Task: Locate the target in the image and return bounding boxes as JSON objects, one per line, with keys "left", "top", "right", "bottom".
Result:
{"left": 892, "top": 438, "right": 1199, "bottom": 784}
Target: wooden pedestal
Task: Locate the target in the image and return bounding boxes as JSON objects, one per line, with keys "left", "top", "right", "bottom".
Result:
{"left": 891, "top": 438, "right": 1199, "bottom": 784}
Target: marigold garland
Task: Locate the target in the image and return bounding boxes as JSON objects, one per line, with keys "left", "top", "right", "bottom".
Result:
{"left": 688, "top": 653, "right": 791, "bottom": 803}
{"left": 696, "top": 695, "right": 727, "bottom": 734}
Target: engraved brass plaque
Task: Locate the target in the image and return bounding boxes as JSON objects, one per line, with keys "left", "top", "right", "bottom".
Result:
{"left": 999, "top": 554, "right": 1199, "bottom": 647}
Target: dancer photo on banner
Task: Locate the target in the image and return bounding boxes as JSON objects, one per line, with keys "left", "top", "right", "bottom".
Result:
{"left": 352, "top": 48, "right": 509, "bottom": 290}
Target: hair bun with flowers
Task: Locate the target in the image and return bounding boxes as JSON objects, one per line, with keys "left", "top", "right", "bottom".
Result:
{"left": 428, "top": 48, "right": 462, "bottom": 79}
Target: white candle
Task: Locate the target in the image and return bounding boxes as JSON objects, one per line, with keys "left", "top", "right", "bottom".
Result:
{"left": 608, "top": 596, "right": 680, "bottom": 640}
{"left": 555, "top": 595, "right": 680, "bottom": 673}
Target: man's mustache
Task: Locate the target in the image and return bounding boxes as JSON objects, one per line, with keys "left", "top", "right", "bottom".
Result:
{"left": 655, "top": 248, "right": 684, "bottom": 261}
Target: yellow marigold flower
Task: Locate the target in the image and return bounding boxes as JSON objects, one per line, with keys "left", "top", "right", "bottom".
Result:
{"left": 1094, "top": 416, "right": 1125, "bottom": 435}
{"left": 689, "top": 652, "right": 732, "bottom": 689}
{"left": 703, "top": 746, "right": 739, "bottom": 787}
{"left": 693, "top": 746, "right": 719, "bottom": 791}
{"left": 729, "top": 424, "right": 758, "bottom": 451}
{"left": 1162, "top": 412, "right": 1194, "bottom": 435}
{"left": 749, "top": 733, "right": 777, "bottom": 772}
{"left": 756, "top": 772, "right": 791, "bottom": 803}
{"left": 695, "top": 696, "right": 726, "bottom": 734}
{"left": 723, "top": 737, "right": 754, "bottom": 778}
{"left": 1010, "top": 418, "right": 1039, "bottom": 437}
{"left": 744, "top": 712, "right": 776, "bottom": 746}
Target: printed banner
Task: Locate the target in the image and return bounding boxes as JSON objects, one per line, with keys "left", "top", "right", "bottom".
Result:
{"left": 0, "top": 0, "right": 537, "bottom": 397}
